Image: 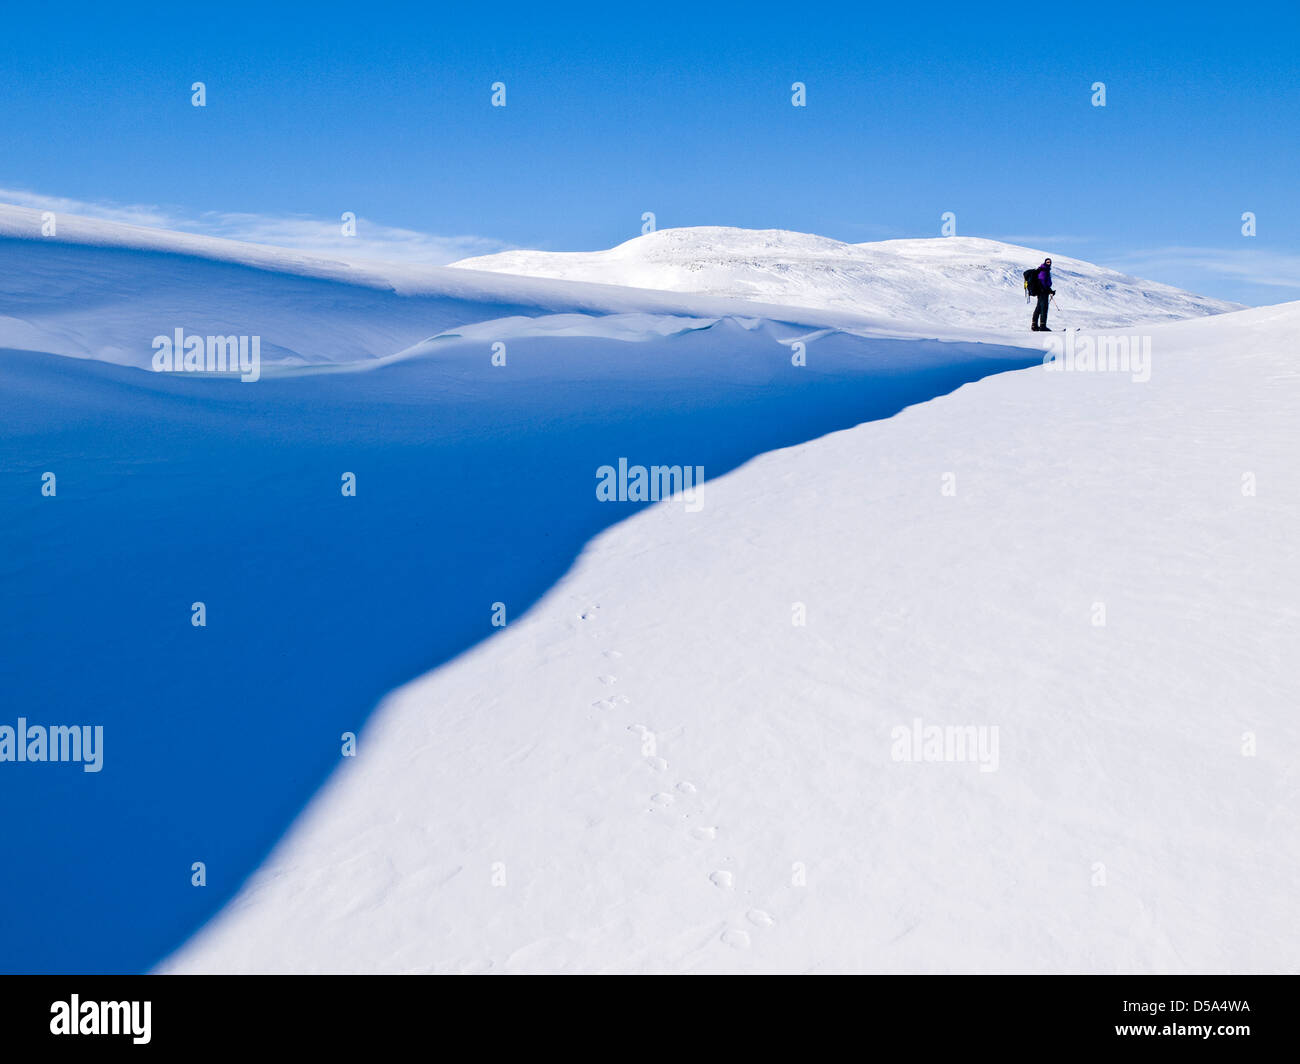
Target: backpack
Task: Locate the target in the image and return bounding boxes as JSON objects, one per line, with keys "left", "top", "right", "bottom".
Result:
{"left": 1023, "top": 268, "right": 1042, "bottom": 300}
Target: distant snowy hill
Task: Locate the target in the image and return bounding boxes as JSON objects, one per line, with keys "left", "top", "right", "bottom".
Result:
{"left": 453, "top": 228, "right": 1243, "bottom": 331}
{"left": 0, "top": 208, "right": 1242, "bottom": 375}
{"left": 0, "top": 206, "right": 995, "bottom": 371}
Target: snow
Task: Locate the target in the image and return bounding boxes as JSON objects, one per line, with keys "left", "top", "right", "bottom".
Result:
{"left": 0, "top": 206, "right": 928, "bottom": 370}
{"left": 1, "top": 203, "right": 1293, "bottom": 974}
{"left": 154, "top": 297, "right": 1298, "bottom": 973}
{"left": 0, "top": 207, "right": 1239, "bottom": 373}
{"left": 452, "top": 227, "right": 1244, "bottom": 331}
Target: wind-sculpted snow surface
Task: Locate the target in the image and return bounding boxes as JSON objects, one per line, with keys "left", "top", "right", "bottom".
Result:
{"left": 2, "top": 206, "right": 1288, "bottom": 975}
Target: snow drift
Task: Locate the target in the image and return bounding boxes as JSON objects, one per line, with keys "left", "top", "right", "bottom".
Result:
{"left": 1, "top": 203, "right": 1291, "bottom": 975}
{"left": 157, "top": 299, "right": 1300, "bottom": 973}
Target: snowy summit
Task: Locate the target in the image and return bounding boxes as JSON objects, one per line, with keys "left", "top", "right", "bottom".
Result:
{"left": 453, "top": 227, "right": 1242, "bottom": 331}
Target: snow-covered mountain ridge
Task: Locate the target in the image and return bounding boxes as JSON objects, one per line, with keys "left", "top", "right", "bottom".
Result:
{"left": 453, "top": 227, "right": 1243, "bottom": 331}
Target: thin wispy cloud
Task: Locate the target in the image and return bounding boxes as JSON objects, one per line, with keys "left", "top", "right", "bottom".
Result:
{"left": 1113, "top": 246, "right": 1300, "bottom": 294}
{"left": 0, "top": 188, "right": 511, "bottom": 266}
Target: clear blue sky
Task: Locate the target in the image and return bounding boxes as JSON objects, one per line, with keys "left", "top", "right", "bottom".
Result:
{"left": 2, "top": 0, "right": 1297, "bottom": 304}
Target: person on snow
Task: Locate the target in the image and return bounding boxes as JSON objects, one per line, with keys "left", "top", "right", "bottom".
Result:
{"left": 1032, "top": 258, "right": 1055, "bottom": 331}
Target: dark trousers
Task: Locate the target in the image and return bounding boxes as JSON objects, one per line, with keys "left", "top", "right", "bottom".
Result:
{"left": 1032, "top": 292, "right": 1050, "bottom": 329}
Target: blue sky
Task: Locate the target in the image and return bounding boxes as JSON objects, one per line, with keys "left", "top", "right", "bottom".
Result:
{"left": 2, "top": 0, "right": 1297, "bottom": 304}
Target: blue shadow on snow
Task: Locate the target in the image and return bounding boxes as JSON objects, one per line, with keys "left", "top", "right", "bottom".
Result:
{"left": 0, "top": 321, "right": 1040, "bottom": 971}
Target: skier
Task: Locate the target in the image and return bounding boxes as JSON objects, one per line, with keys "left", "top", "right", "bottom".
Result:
{"left": 1031, "top": 258, "right": 1055, "bottom": 331}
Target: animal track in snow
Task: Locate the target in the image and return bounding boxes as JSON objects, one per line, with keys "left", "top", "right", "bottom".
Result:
{"left": 597, "top": 675, "right": 618, "bottom": 685}
{"left": 675, "top": 780, "right": 696, "bottom": 794}
{"left": 720, "top": 928, "right": 751, "bottom": 949}
{"left": 746, "top": 909, "right": 774, "bottom": 928}
{"left": 651, "top": 792, "right": 674, "bottom": 806}
{"left": 710, "top": 870, "right": 734, "bottom": 889}
{"left": 646, "top": 757, "right": 668, "bottom": 771}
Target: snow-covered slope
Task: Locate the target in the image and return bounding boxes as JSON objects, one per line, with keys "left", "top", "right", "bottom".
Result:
{"left": 160, "top": 300, "right": 1299, "bottom": 974}
{"left": 453, "top": 228, "right": 1243, "bottom": 330}
{"left": 3, "top": 204, "right": 1292, "bottom": 975}
{"left": 0, "top": 210, "right": 1042, "bottom": 973}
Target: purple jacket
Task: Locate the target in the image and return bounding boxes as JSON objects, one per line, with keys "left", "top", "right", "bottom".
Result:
{"left": 1037, "top": 263, "right": 1052, "bottom": 293}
